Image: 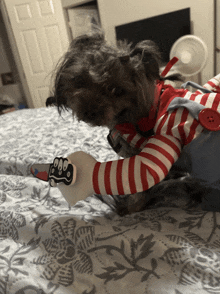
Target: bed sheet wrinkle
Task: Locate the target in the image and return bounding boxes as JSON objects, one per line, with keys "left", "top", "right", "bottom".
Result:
{"left": 0, "top": 107, "right": 219, "bottom": 294}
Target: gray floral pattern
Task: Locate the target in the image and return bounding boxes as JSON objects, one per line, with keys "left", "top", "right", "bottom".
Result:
{"left": 0, "top": 107, "right": 220, "bottom": 294}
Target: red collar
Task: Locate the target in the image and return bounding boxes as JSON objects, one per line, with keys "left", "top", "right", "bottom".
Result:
{"left": 115, "top": 57, "right": 179, "bottom": 135}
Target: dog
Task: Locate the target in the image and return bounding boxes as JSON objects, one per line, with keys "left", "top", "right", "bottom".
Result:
{"left": 47, "top": 33, "right": 207, "bottom": 215}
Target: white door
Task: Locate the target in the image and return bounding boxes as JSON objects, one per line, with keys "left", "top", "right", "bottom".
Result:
{"left": 2, "top": 0, "right": 69, "bottom": 108}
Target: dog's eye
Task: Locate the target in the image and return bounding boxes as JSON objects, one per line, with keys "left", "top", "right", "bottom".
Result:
{"left": 74, "top": 76, "right": 85, "bottom": 88}
{"left": 116, "top": 108, "right": 129, "bottom": 119}
{"left": 112, "top": 87, "right": 126, "bottom": 97}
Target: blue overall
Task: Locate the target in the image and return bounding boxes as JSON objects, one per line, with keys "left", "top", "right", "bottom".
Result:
{"left": 168, "top": 82, "right": 220, "bottom": 211}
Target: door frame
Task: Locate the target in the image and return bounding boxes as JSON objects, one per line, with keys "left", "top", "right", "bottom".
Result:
{"left": 0, "top": 0, "right": 33, "bottom": 107}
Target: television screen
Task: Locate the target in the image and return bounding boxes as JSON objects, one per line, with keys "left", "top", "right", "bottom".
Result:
{"left": 115, "top": 8, "right": 190, "bottom": 63}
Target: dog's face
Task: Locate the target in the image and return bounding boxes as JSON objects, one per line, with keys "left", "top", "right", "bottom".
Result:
{"left": 53, "top": 33, "right": 161, "bottom": 129}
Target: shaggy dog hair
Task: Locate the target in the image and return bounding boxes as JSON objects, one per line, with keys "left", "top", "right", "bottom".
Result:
{"left": 47, "top": 33, "right": 205, "bottom": 215}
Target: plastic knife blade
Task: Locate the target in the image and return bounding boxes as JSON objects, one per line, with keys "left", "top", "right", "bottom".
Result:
{"left": 31, "top": 163, "right": 51, "bottom": 182}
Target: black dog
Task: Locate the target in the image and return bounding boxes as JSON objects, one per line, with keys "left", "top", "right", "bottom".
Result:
{"left": 47, "top": 33, "right": 204, "bottom": 215}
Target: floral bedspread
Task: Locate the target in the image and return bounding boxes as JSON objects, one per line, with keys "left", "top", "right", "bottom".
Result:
{"left": 0, "top": 107, "right": 220, "bottom": 294}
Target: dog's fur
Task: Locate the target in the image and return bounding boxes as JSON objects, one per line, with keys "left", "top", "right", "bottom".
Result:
{"left": 52, "top": 33, "right": 162, "bottom": 129}
{"left": 48, "top": 33, "right": 205, "bottom": 215}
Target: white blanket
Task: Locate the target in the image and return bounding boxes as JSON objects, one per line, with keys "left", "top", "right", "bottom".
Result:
{"left": 0, "top": 107, "right": 219, "bottom": 294}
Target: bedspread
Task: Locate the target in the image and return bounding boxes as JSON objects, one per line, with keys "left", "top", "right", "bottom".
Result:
{"left": 0, "top": 107, "right": 220, "bottom": 294}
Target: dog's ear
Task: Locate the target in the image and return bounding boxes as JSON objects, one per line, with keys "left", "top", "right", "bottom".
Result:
{"left": 130, "top": 40, "right": 161, "bottom": 80}
{"left": 46, "top": 96, "right": 56, "bottom": 107}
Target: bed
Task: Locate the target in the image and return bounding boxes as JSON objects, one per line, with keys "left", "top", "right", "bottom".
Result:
{"left": 0, "top": 106, "right": 220, "bottom": 294}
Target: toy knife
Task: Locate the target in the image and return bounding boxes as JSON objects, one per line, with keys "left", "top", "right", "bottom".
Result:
{"left": 31, "top": 157, "right": 76, "bottom": 187}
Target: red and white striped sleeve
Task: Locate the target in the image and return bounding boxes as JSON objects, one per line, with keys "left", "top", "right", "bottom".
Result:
{"left": 92, "top": 108, "right": 191, "bottom": 196}
{"left": 110, "top": 128, "right": 149, "bottom": 150}
{"left": 92, "top": 90, "right": 220, "bottom": 196}
{"left": 203, "top": 74, "right": 220, "bottom": 93}
{"left": 92, "top": 132, "right": 181, "bottom": 196}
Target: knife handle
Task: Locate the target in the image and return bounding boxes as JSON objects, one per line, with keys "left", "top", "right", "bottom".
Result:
{"left": 48, "top": 157, "right": 77, "bottom": 187}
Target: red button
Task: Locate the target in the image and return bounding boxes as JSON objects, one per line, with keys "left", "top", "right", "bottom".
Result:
{"left": 198, "top": 108, "right": 220, "bottom": 131}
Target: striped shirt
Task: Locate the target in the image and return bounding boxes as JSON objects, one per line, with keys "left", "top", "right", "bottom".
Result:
{"left": 93, "top": 74, "right": 220, "bottom": 196}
